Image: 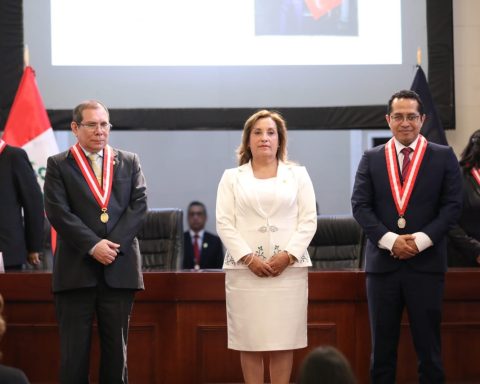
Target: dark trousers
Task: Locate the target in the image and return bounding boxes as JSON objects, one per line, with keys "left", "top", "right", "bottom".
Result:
{"left": 55, "top": 277, "right": 135, "bottom": 384}
{"left": 367, "top": 264, "right": 445, "bottom": 384}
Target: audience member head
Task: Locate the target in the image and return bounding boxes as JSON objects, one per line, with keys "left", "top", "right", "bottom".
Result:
{"left": 187, "top": 201, "right": 207, "bottom": 233}
{"left": 297, "top": 346, "right": 356, "bottom": 384}
{"left": 237, "top": 109, "right": 288, "bottom": 166}
{"left": 459, "top": 129, "right": 480, "bottom": 172}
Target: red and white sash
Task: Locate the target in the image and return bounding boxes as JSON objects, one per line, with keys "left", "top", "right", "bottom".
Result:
{"left": 385, "top": 135, "right": 428, "bottom": 226}
{"left": 472, "top": 167, "right": 480, "bottom": 186}
{"left": 0, "top": 139, "right": 6, "bottom": 155}
{"left": 70, "top": 143, "right": 114, "bottom": 221}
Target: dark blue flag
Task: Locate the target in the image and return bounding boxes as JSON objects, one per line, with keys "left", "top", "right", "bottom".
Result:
{"left": 410, "top": 66, "right": 448, "bottom": 145}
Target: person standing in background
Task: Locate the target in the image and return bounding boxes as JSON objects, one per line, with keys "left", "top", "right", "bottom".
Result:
{"left": 183, "top": 201, "right": 223, "bottom": 270}
{"left": 216, "top": 109, "right": 317, "bottom": 384}
{"left": 447, "top": 129, "right": 480, "bottom": 266}
{"left": 351, "top": 90, "right": 462, "bottom": 383}
{"left": 44, "top": 100, "right": 147, "bottom": 383}
{"left": 0, "top": 138, "right": 43, "bottom": 270}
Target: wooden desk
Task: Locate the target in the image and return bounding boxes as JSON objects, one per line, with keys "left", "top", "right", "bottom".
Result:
{"left": 1, "top": 269, "right": 479, "bottom": 383}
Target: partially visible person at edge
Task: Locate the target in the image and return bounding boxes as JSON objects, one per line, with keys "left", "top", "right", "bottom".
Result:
{"left": 351, "top": 90, "right": 462, "bottom": 383}
{"left": 0, "top": 137, "right": 43, "bottom": 270}
{"left": 216, "top": 109, "right": 317, "bottom": 384}
{"left": 297, "top": 345, "right": 356, "bottom": 384}
{"left": 0, "top": 294, "right": 30, "bottom": 383}
{"left": 448, "top": 129, "right": 480, "bottom": 266}
{"left": 44, "top": 100, "right": 147, "bottom": 384}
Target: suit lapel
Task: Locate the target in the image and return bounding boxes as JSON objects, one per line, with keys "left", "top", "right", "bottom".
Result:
{"left": 267, "top": 162, "right": 293, "bottom": 216}
{"left": 237, "top": 162, "right": 267, "bottom": 218}
{"left": 236, "top": 161, "right": 294, "bottom": 218}
{"left": 112, "top": 148, "right": 119, "bottom": 177}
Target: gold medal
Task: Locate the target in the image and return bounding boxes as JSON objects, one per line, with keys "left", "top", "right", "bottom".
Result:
{"left": 397, "top": 217, "right": 406, "bottom": 229}
{"left": 100, "top": 211, "right": 109, "bottom": 223}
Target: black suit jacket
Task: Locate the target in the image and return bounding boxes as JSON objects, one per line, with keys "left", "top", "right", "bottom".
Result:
{"left": 352, "top": 142, "right": 463, "bottom": 273}
{"left": 447, "top": 170, "right": 480, "bottom": 266}
{"left": 44, "top": 147, "right": 147, "bottom": 292}
{"left": 0, "top": 145, "right": 44, "bottom": 267}
{"left": 183, "top": 231, "right": 224, "bottom": 269}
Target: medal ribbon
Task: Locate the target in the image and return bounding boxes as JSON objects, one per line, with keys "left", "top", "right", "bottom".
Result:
{"left": 471, "top": 167, "right": 480, "bottom": 186}
{"left": 0, "top": 139, "right": 6, "bottom": 155}
{"left": 385, "top": 135, "right": 427, "bottom": 217}
{"left": 71, "top": 143, "right": 114, "bottom": 212}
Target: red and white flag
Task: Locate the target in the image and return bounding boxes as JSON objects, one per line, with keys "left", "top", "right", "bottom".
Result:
{"left": 2, "top": 66, "right": 59, "bottom": 190}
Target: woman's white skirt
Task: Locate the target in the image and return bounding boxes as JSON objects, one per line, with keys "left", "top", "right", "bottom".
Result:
{"left": 225, "top": 267, "right": 308, "bottom": 351}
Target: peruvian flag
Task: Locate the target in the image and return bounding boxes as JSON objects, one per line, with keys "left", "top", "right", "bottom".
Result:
{"left": 2, "top": 66, "right": 59, "bottom": 190}
{"left": 2, "top": 66, "right": 60, "bottom": 252}
{"left": 305, "top": 0, "right": 342, "bottom": 20}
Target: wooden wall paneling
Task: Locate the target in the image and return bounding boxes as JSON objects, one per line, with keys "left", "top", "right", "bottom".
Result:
{"left": 1, "top": 270, "right": 480, "bottom": 383}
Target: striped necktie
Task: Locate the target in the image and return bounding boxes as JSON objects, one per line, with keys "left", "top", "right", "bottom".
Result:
{"left": 88, "top": 153, "right": 102, "bottom": 186}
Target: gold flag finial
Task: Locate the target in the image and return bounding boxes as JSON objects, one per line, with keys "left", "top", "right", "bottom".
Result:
{"left": 24, "top": 45, "right": 30, "bottom": 68}
{"left": 416, "top": 47, "right": 422, "bottom": 66}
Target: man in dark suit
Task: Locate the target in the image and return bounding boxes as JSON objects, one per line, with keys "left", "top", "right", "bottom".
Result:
{"left": 0, "top": 139, "right": 43, "bottom": 270}
{"left": 44, "top": 100, "right": 147, "bottom": 384}
{"left": 351, "top": 90, "right": 463, "bottom": 383}
{"left": 183, "top": 201, "right": 224, "bottom": 269}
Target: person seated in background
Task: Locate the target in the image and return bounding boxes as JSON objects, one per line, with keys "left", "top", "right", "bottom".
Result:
{"left": 0, "top": 294, "right": 30, "bottom": 383}
{"left": 183, "top": 201, "right": 224, "bottom": 269}
{"left": 448, "top": 129, "right": 480, "bottom": 266}
{"left": 297, "top": 345, "right": 356, "bottom": 384}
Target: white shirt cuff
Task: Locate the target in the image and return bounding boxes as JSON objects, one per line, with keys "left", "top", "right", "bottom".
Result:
{"left": 413, "top": 232, "right": 433, "bottom": 252}
{"left": 378, "top": 232, "right": 398, "bottom": 252}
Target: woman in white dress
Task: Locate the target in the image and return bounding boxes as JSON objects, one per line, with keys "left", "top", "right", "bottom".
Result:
{"left": 216, "top": 110, "right": 317, "bottom": 384}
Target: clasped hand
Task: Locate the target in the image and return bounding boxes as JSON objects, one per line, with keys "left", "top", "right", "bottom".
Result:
{"left": 391, "top": 234, "right": 419, "bottom": 260}
{"left": 92, "top": 239, "right": 120, "bottom": 265}
{"left": 245, "top": 251, "right": 290, "bottom": 277}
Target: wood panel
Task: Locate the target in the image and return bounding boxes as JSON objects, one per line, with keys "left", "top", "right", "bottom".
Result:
{"left": 0, "top": 270, "right": 479, "bottom": 383}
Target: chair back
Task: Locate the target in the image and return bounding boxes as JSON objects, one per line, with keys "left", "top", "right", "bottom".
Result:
{"left": 137, "top": 208, "right": 184, "bottom": 270}
{"left": 308, "top": 215, "right": 365, "bottom": 269}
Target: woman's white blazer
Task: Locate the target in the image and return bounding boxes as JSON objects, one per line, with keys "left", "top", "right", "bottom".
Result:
{"left": 216, "top": 161, "right": 317, "bottom": 269}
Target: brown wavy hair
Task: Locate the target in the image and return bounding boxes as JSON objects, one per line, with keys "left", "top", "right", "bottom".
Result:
{"left": 459, "top": 129, "right": 480, "bottom": 173}
{"left": 237, "top": 110, "right": 288, "bottom": 166}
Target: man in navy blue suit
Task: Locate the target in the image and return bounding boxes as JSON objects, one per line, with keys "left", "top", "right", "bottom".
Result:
{"left": 183, "top": 201, "right": 224, "bottom": 270}
{"left": 351, "top": 90, "right": 462, "bottom": 383}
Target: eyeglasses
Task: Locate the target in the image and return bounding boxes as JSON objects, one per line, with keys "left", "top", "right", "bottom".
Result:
{"left": 78, "top": 122, "right": 112, "bottom": 131}
{"left": 390, "top": 114, "right": 421, "bottom": 123}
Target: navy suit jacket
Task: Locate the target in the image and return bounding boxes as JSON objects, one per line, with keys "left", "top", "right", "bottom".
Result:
{"left": 0, "top": 145, "right": 44, "bottom": 267}
{"left": 183, "top": 231, "right": 224, "bottom": 269}
{"left": 44, "top": 147, "right": 147, "bottom": 292}
{"left": 352, "top": 142, "right": 462, "bottom": 273}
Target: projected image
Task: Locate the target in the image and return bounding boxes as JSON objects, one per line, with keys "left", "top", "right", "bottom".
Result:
{"left": 255, "top": 0, "right": 358, "bottom": 36}
{"left": 50, "top": 0, "right": 397, "bottom": 66}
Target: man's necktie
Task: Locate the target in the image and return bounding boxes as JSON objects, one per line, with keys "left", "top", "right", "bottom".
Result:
{"left": 88, "top": 153, "right": 102, "bottom": 186}
{"left": 401, "top": 147, "right": 413, "bottom": 182}
{"left": 193, "top": 234, "right": 200, "bottom": 266}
